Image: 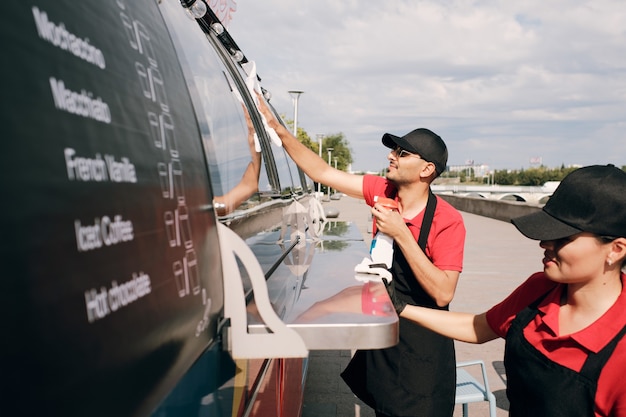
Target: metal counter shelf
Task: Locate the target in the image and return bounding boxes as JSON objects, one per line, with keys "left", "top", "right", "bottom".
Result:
{"left": 246, "top": 220, "right": 399, "bottom": 351}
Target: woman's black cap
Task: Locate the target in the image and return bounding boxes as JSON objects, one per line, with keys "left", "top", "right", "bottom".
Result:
{"left": 512, "top": 164, "right": 626, "bottom": 240}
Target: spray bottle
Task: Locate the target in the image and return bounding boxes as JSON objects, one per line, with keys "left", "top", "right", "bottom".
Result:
{"left": 370, "top": 196, "right": 398, "bottom": 269}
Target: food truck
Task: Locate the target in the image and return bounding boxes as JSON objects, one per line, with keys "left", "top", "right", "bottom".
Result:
{"left": 0, "top": 1, "right": 398, "bottom": 416}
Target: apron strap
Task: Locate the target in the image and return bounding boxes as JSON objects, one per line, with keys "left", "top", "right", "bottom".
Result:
{"left": 417, "top": 189, "right": 437, "bottom": 252}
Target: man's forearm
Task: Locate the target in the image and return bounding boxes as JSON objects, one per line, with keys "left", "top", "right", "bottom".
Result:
{"left": 271, "top": 121, "right": 329, "bottom": 181}
{"left": 394, "top": 227, "right": 458, "bottom": 307}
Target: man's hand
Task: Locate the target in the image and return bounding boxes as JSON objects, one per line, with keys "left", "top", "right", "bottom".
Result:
{"left": 382, "top": 278, "right": 406, "bottom": 315}
{"left": 255, "top": 92, "right": 281, "bottom": 131}
{"left": 371, "top": 202, "right": 405, "bottom": 239}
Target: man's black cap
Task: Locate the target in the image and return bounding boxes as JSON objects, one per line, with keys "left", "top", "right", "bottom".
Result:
{"left": 382, "top": 128, "right": 448, "bottom": 174}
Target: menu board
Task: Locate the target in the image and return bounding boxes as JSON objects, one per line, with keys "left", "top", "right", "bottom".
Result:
{"left": 0, "top": 1, "right": 223, "bottom": 415}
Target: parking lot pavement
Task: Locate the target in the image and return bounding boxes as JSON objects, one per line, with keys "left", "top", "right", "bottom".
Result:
{"left": 303, "top": 195, "right": 543, "bottom": 417}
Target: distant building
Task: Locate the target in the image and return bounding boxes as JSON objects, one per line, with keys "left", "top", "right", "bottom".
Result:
{"left": 448, "top": 163, "right": 491, "bottom": 177}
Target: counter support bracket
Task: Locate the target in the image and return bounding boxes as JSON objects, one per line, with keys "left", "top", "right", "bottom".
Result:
{"left": 218, "top": 223, "right": 308, "bottom": 359}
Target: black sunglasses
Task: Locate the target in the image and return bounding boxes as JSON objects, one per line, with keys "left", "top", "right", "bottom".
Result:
{"left": 392, "top": 146, "right": 422, "bottom": 159}
{"left": 391, "top": 146, "right": 425, "bottom": 161}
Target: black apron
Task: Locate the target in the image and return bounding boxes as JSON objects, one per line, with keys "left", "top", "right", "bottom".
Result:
{"left": 504, "top": 290, "right": 626, "bottom": 417}
{"left": 342, "top": 191, "right": 456, "bottom": 417}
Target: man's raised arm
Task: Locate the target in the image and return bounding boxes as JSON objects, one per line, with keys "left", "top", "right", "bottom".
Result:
{"left": 257, "top": 95, "right": 364, "bottom": 199}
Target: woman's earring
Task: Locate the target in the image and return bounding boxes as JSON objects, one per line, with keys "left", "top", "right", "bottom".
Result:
{"left": 607, "top": 259, "right": 613, "bottom": 266}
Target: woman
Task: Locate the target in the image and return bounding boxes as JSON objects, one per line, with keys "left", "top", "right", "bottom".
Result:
{"left": 385, "top": 164, "right": 626, "bottom": 416}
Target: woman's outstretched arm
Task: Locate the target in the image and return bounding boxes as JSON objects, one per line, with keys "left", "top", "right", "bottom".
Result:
{"left": 400, "top": 306, "right": 498, "bottom": 344}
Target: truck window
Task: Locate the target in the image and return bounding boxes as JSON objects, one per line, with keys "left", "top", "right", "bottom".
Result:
{"left": 160, "top": 3, "right": 271, "bottom": 215}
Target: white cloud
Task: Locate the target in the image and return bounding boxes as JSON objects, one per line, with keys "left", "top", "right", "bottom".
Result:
{"left": 227, "top": 0, "right": 626, "bottom": 171}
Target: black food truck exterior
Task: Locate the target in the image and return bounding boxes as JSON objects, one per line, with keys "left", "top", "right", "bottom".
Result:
{"left": 0, "top": 1, "right": 398, "bottom": 416}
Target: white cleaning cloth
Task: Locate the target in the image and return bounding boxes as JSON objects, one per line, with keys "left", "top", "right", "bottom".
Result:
{"left": 354, "top": 257, "right": 392, "bottom": 282}
{"left": 241, "top": 61, "right": 282, "bottom": 148}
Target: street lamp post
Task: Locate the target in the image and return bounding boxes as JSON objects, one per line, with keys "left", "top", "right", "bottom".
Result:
{"left": 288, "top": 90, "right": 304, "bottom": 137}
{"left": 327, "top": 148, "right": 333, "bottom": 200}
{"left": 316, "top": 134, "right": 324, "bottom": 199}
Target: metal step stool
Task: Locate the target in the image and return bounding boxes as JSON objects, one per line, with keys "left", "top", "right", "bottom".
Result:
{"left": 455, "top": 360, "right": 497, "bottom": 417}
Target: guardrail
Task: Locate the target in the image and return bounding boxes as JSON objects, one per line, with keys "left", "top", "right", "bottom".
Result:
{"left": 438, "top": 194, "right": 543, "bottom": 223}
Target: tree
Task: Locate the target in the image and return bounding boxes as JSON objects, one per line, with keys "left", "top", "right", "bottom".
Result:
{"left": 321, "top": 132, "right": 353, "bottom": 171}
{"left": 493, "top": 166, "right": 580, "bottom": 186}
{"left": 284, "top": 118, "right": 354, "bottom": 172}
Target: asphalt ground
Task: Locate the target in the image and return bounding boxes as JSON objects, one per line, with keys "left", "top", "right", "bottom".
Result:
{"left": 302, "top": 195, "right": 543, "bottom": 417}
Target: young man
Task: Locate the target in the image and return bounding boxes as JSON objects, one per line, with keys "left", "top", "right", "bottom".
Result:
{"left": 258, "top": 98, "right": 465, "bottom": 417}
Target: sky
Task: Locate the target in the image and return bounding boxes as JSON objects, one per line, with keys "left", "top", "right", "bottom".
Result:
{"left": 219, "top": 0, "right": 625, "bottom": 173}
